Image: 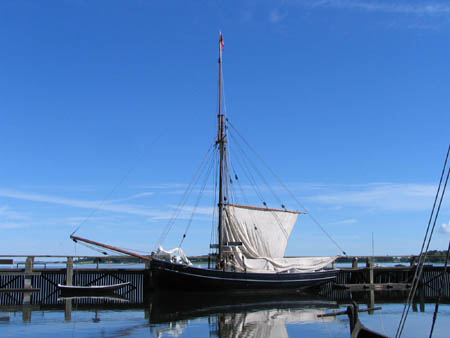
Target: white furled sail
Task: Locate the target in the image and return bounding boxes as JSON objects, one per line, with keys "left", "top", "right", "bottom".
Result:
{"left": 222, "top": 204, "right": 336, "bottom": 273}
{"left": 223, "top": 204, "right": 299, "bottom": 258}
{"left": 154, "top": 246, "right": 192, "bottom": 266}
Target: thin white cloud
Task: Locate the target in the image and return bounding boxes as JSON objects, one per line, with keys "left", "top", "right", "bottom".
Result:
{"left": 0, "top": 188, "right": 157, "bottom": 217}
{"left": 132, "top": 183, "right": 215, "bottom": 196}
{"left": 105, "top": 192, "right": 154, "bottom": 203}
{"left": 306, "top": 183, "right": 440, "bottom": 211}
{"left": 269, "top": 8, "right": 288, "bottom": 23}
{"left": 0, "top": 182, "right": 444, "bottom": 227}
{"left": 133, "top": 183, "right": 188, "bottom": 190}
{"left": 0, "top": 188, "right": 215, "bottom": 224}
{"left": 440, "top": 221, "right": 450, "bottom": 234}
{"left": 0, "top": 205, "right": 29, "bottom": 220}
{"left": 147, "top": 205, "right": 215, "bottom": 221}
{"left": 298, "top": 0, "right": 450, "bottom": 16}
{"left": 330, "top": 218, "right": 357, "bottom": 225}
{"left": 0, "top": 222, "right": 25, "bottom": 229}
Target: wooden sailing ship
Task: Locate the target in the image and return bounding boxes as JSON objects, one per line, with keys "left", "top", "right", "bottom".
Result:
{"left": 149, "top": 33, "right": 337, "bottom": 291}
{"left": 71, "top": 33, "right": 339, "bottom": 292}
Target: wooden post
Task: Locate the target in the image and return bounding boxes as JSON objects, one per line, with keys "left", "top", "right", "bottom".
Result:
{"left": 22, "top": 306, "right": 32, "bottom": 322}
{"left": 66, "top": 257, "right": 73, "bottom": 286}
{"left": 369, "top": 258, "right": 374, "bottom": 284}
{"left": 332, "top": 261, "right": 336, "bottom": 269}
{"left": 410, "top": 256, "right": 416, "bottom": 267}
{"left": 65, "top": 299, "right": 72, "bottom": 321}
{"left": 23, "top": 256, "right": 34, "bottom": 305}
{"left": 368, "top": 258, "right": 375, "bottom": 313}
{"left": 144, "top": 257, "right": 153, "bottom": 300}
{"left": 25, "top": 256, "right": 34, "bottom": 273}
{"left": 64, "top": 256, "right": 73, "bottom": 321}
{"left": 419, "top": 285, "right": 425, "bottom": 312}
{"left": 352, "top": 257, "right": 358, "bottom": 269}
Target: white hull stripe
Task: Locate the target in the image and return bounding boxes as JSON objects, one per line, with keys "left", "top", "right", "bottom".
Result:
{"left": 159, "top": 268, "right": 336, "bottom": 283}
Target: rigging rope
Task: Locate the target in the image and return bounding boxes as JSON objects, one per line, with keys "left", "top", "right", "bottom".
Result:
{"left": 77, "top": 241, "right": 108, "bottom": 256}
{"left": 396, "top": 144, "right": 450, "bottom": 338}
{"left": 227, "top": 120, "right": 347, "bottom": 255}
{"left": 429, "top": 239, "right": 450, "bottom": 338}
{"left": 229, "top": 153, "right": 251, "bottom": 207}
{"left": 229, "top": 130, "right": 284, "bottom": 207}
{"left": 179, "top": 147, "right": 217, "bottom": 248}
{"left": 227, "top": 131, "right": 290, "bottom": 240}
{"left": 71, "top": 131, "right": 164, "bottom": 236}
{"left": 228, "top": 132, "right": 268, "bottom": 206}
{"left": 210, "top": 153, "right": 219, "bottom": 257}
{"left": 156, "top": 144, "right": 216, "bottom": 249}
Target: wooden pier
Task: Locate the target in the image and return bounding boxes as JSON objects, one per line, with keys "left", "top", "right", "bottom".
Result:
{"left": 321, "top": 257, "right": 450, "bottom": 309}
{"left": 1, "top": 255, "right": 449, "bottom": 307}
{"left": 0, "top": 255, "right": 152, "bottom": 307}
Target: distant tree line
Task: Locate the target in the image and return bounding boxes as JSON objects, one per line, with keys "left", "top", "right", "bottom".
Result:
{"left": 336, "top": 249, "right": 449, "bottom": 264}
{"left": 74, "top": 250, "right": 449, "bottom": 265}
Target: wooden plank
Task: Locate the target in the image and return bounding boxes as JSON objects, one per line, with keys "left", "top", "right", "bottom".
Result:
{"left": 0, "top": 259, "right": 13, "bottom": 265}
{"left": 334, "top": 283, "right": 411, "bottom": 291}
{"left": 0, "top": 272, "right": 41, "bottom": 276}
{"left": 0, "top": 305, "right": 40, "bottom": 311}
{"left": 0, "top": 288, "right": 40, "bottom": 293}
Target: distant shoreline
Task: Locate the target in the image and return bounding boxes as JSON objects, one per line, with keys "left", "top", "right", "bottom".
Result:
{"left": 71, "top": 250, "right": 449, "bottom": 265}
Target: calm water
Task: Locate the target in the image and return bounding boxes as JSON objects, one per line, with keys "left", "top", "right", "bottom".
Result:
{"left": 1, "top": 294, "right": 449, "bottom": 338}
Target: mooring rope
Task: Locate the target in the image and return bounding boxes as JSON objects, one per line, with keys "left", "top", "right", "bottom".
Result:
{"left": 396, "top": 144, "right": 450, "bottom": 338}
{"left": 429, "top": 239, "right": 450, "bottom": 338}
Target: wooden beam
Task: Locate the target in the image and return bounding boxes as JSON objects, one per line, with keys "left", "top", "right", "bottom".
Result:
{"left": 70, "top": 235, "right": 151, "bottom": 262}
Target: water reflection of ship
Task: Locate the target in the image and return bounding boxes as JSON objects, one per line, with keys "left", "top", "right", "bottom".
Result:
{"left": 149, "top": 291, "right": 337, "bottom": 338}
{"left": 150, "top": 321, "right": 189, "bottom": 338}
{"left": 211, "top": 307, "right": 334, "bottom": 338}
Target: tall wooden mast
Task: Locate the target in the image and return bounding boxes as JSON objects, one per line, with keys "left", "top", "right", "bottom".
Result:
{"left": 217, "top": 32, "right": 226, "bottom": 264}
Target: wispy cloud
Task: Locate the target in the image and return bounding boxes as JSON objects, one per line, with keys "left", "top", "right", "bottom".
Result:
{"left": 330, "top": 218, "right": 358, "bottom": 225}
{"left": 297, "top": 0, "right": 450, "bottom": 16}
{"left": 0, "top": 205, "right": 30, "bottom": 229}
{"left": 269, "top": 8, "right": 288, "bottom": 23}
{"left": 106, "top": 192, "right": 154, "bottom": 203}
{"left": 306, "top": 183, "right": 440, "bottom": 211}
{"left": 0, "top": 222, "right": 25, "bottom": 230}
{"left": 0, "top": 188, "right": 158, "bottom": 217}
{"left": 0, "top": 182, "right": 444, "bottom": 228}
{"left": 0, "top": 205, "right": 29, "bottom": 220}
{"left": 0, "top": 188, "right": 215, "bottom": 224}
{"left": 440, "top": 221, "right": 450, "bottom": 234}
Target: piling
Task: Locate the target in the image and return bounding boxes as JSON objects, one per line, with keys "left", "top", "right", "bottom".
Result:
{"left": 22, "top": 257, "right": 34, "bottom": 306}
{"left": 368, "top": 258, "right": 375, "bottom": 312}
{"left": 66, "top": 257, "right": 73, "bottom": 286}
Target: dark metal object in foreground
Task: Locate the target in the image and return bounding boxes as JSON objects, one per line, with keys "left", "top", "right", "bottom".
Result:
{"left": 319, "top": 302, "right": 389, "bottom": 338}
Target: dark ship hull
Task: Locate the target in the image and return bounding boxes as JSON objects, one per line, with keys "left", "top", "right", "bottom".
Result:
{"left": 151, "top": 259, "right": 338, "bottom": 292}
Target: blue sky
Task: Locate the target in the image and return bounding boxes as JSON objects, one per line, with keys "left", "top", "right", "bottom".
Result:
{"left": 1, "top": 0, "right": 449, "bottom": 257}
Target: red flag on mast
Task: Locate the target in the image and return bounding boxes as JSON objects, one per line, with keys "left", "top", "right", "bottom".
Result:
{"left": 220, "top": 33, "right": 224, "bottom": 51}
